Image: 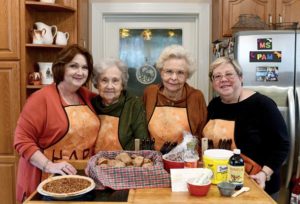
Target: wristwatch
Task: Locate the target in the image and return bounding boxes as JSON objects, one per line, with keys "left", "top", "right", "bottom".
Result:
{"left": 261, "top": 169, "right": 271, "bottom": 181}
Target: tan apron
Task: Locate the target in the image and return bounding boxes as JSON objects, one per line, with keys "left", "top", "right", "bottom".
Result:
{"left": 148, "top": 106, "right": 191, "bottom": 151}
{"left": 43, "top": 105, "right": 100, "bottom": 179}
{"left": 202, "top": 119, "right": 237, "bottom": 149}
{"left": 94, "top": 115, "right": 123, "bottom": 152}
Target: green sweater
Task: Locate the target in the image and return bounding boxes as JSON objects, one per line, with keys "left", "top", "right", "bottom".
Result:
{"left": 91, "top": 91, "right": 150, "bottom": 150}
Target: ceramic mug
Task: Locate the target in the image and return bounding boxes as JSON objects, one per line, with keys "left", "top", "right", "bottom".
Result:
{"left": 31, "top": 29, "right": 46, "bottom": 44}
{"left": 28, "top": 72, "right": 41, "bottom": 85}
{"left": 38, "top": 62, "right": 53, "bottom": 84}
{"left": 55, "top": 31, "right": 70, "bottom": 45}
{"left": 34, "top": 22, "right": 57, "bottom": 44}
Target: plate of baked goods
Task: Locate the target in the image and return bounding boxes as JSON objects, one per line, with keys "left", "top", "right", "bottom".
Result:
{"left": 37, "top": 175, "right": 95, "bottom": 200}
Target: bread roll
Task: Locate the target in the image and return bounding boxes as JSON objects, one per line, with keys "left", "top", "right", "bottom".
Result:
{"left": 142, "top": 162, "right": 153, "bottom": 168}
{"left": 133, "top": 156, "right": 144, "bottom": 167}
{"left": 115, "top": 152, "right": 132, "bottom": 165}
{"left": 107, "top": 159, "right": 126, "bottom": 167}
{"left": 97, "top": 157, "right": 108, "bottom": 165}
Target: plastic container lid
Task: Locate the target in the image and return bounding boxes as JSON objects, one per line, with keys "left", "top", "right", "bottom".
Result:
{"left": 203, "top": 149, "right": 233, "bottom": 160}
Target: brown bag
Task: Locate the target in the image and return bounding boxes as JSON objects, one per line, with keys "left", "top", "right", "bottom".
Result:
{"left": 240, "top": 153, "right": 262, "bottom": 175}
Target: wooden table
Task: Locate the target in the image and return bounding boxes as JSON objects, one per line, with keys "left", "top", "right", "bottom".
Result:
{"left": 24, "top": 174, "right": 276, "bottom": 204}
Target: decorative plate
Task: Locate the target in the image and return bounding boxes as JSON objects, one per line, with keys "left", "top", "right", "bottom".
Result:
{"left": 37, "top": 175, "right": 95, "bottom": 200}
{"left": 136, "top": 64, "right": 157, "bottom": 84}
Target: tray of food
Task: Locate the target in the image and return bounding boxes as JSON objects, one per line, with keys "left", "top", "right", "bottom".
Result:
{"left": 86, "top": 150, "right": 171, "bottom": 190}
{"left": 37, "top": 175, "right": 95, "bottom": 200}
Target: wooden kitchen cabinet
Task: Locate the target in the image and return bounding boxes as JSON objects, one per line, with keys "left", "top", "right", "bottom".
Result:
{"left": 21, "top": 0, "right": 78, "bottom": 104}
{"left": 0, "top": 0, "right": 20, "bottom": 60}
{"left": 276, "top": 0, "right": 300, "bottom": 25}
{"left": 0, "top": 61, "right": 20, "bottom": 204}
{"left": 0, "top": 1, "right": 20, "bottom": 204}
{"left": 212, "top": 0, "right": 300, "bottom": 40}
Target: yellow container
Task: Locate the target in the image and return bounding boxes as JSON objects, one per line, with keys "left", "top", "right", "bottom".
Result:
{"left": 203, "top": 149, "right": 233, "bottom": 184}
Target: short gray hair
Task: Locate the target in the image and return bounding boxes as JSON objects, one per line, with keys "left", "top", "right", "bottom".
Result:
{"left": 209, "top": 57, "right": 243, "bottom": 81}
{"left": 156, "top": 44, "right": 195, "bottom": 78}
{"left": 92, "top": 58, "right": 129, "bottom": 89}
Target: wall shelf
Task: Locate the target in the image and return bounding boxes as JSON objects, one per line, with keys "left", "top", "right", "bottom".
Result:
{"left": 26, "top": 84, "right": 47, "bottom": 89}
{"left": 25, "top": 1, "right": 75, "bottom": 12}
{"left": 26, "top": 44, "right": 65, "bottom": 48}
{"left": 23, "top": 0, "right": 78, "bottom": 97}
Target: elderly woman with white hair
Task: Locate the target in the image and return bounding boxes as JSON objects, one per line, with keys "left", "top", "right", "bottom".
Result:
{"left": 143, "top": 44, "right": 207, "bottom": 153}
{"left": 91, "top": 58, "right": 150, "bottom": 152}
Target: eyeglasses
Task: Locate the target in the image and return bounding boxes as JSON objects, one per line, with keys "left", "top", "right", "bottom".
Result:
{"left": 211, "top": 72, "right": 237, "bottom": 82}
{"left": 162, "top": 69, "right": 186, "bottom": 79}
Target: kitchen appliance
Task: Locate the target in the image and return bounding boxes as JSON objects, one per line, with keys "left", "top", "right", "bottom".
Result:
{"left": 234, "top": 30, "right": 300, "bottom": 199}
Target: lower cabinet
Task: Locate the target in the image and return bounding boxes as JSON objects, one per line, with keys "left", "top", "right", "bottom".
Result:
{"left": 0, "top": 61, "right": 20, "bottom": 204}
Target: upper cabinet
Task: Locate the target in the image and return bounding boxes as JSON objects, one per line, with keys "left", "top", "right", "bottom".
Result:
{"left": 21, "top": 0, "right": 78, "bottom": 103}
{"left": 0, "top": 0, "right": 20, "bottom": 60}
{"left": 212, "top": 0, "right": 300, "bottom": 41}
{"left": 276, "top": 0, "right": 300, "bottom": 24}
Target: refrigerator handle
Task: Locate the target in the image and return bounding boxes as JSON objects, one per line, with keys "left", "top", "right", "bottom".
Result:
{"left": 296, "top": 88, "right": 300, "bottom": 178}
{"left": 285, "top": 88, "right": 296, "bottom": 188}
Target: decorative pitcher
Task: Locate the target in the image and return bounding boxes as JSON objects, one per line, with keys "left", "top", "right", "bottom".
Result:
{"left": 34, "top": 22, "right": 57, "bottom": 44}
{"left": 31, "top": 28, "right": 46, "bottom": 44}
{"left": 55, "top": 31, "right": 70, "bottom": 45}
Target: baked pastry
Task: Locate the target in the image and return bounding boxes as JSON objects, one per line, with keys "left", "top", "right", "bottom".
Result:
{"left": 133, "top": 156, "right": 144, "bottom": 167}
{"left": 115, "top": 152, "right": 132, "bottom": 165}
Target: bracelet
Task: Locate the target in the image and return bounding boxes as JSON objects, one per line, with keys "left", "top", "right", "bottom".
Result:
{"left": 42, "top": 159, "right": 50, "bottom": 172}
{"left": 260, "top": 169, "right": 271, "bottom": 181}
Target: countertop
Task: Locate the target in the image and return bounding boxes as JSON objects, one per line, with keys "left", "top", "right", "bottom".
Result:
{"left": 24, "top": 174, "right": 276, "bottom": 204}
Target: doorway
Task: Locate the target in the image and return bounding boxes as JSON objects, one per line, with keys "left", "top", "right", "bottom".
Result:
{"left": 89, "top": 0, "right": 211, "bottom": 100}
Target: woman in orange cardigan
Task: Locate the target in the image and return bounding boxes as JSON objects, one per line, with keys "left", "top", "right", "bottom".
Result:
{"left": 143, "top": 45, "right": 207, "bottom": 153}
{"left": 14, "top": 44, "right": 100, "bottom": 202}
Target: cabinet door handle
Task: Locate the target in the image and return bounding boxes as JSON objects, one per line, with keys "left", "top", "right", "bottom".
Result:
{"left": 269, "top": 14, "right": 272, "bottom": 24}
{"left": 279, "top": 14, "right": 283, "bottom": 23}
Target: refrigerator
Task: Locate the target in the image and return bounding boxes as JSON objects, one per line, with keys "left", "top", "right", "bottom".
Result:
{"left": 234, "top": 30, "right": 300, "bottom": 197}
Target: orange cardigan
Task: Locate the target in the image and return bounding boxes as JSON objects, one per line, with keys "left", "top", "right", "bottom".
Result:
{"left": 143, "top": 83, "right": 207, "bottom": 141}
{"left": 14, "top": 84, "right": 96, "bottom": 202}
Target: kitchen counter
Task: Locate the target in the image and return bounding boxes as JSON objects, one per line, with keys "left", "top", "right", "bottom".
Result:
{"left": 23, "top": 174, "right": 276, "bottom": 204}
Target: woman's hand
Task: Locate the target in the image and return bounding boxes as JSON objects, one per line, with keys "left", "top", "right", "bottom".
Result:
{"left": 160, "top": 142, "right": 177, "bottom": 154}
{"left": 45, "top": 161, "right": 77, "bottom": 175}
{"left": 249, "top": 171, "right": 267, "bottom": 189}
{"left": 29, "top": 151, "right": 77, "bottom": 175}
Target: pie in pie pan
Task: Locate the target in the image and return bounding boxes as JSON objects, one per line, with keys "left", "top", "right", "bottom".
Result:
{"left": 37, "top": 175, "right": 95, "bottom": 200}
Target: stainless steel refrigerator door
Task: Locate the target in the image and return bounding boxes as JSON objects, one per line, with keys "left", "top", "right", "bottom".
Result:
{"left": 234, "top": 30, "right": 296, "bottom": 87}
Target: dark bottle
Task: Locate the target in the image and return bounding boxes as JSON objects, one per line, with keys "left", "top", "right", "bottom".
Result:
{"left": 227, "top": 149, "right": 244, "bottom": 190}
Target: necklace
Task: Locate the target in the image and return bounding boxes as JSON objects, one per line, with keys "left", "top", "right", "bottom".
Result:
{"left": 237, "top": 95, "right": 241, "bottom": 103}
{"left": 221, "top": 90, "right": 242, "bottom": 104}
{"left": 58, "top": 85, "right": 81, "bottom": 105}
{"left": 237, "top": 90, "right": 243, "bottom": 103}
{"left": 163, "top": 88, "right": 184, "bottom": 101}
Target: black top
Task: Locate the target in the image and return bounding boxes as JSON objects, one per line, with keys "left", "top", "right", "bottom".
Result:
{"left": 207, "top": 92, "right": 290, "bottom": 194}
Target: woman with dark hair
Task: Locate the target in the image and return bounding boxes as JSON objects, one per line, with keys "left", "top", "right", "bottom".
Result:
{"left": 14, "top": 44, "right": 100, "bottom": 202}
